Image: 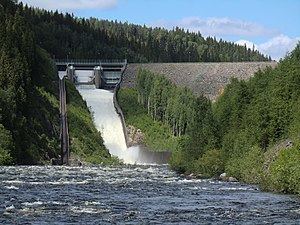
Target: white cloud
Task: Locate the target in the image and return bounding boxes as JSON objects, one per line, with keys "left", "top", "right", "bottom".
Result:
{"left": 152, "top": 17, "right": 279, "bottom": 37}
{"left": 258, "top": 35, "right": 300, "bottom": 60}
{"left": 235, "top": 40, "right": 258, "bottom": 50}
{"left": 21, "top": 0, "right": 117, "bottom": 10}
{"left": 236, "top": 35, "right": 300, "bottom": 61}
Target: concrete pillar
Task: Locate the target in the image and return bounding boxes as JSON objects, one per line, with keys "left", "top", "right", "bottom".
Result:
{"left": 94, "top": 66, "right": 102, "bottom": 89}
{"left": 67, "top": 65, "right": 75, "bottom": 83}
{"left": 59, "top": 76, "right": 69, "bottom": 165}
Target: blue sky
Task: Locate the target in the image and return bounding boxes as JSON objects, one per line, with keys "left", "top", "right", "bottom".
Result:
{"left": 22, "top": 0, "right": 300, "bottom": 60}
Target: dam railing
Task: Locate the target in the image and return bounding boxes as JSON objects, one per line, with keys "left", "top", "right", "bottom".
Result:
{"left": 55, "top": 59, "right": 127, "bottom": 66}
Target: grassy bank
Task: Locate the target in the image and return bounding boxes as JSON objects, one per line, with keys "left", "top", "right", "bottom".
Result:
{"left": 39, "top": 80, "right": 118, "bottom": 165}
{"left": 118, "top": 88, "right": 179, "bottom": 152}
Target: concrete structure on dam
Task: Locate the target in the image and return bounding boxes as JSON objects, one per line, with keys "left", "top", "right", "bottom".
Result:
{"left": 56, "top": 59, "right": 127, "bottom": 89}
{"left": 122, "top": 62, "right": 278, "bottom": 100}
{"left": 56, "top": 59, "right": 170, "bottom": 164}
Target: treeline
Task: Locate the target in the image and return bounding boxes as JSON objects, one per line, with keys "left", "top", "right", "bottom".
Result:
{"left": 0, "top": 0, "right": 111, "bottom": 165}
{"left": 118, "top": 88, "right": 179, "bottom": 152}
{"left": 135, "top": 44, "right": 300, "bottom": 194}
{"left": 136, "top": 70, "right": 218, "bottom": 168}
{"left": 2, "top": 0, "right": 270, "bottom": 62}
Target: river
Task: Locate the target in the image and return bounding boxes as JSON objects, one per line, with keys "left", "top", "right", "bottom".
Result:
{"left": 1, "top": 165, "right": 300, "bottom": 224}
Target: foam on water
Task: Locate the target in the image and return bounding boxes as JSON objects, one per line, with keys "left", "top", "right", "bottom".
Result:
{"left": 4, "top": 185, "right": 19, "bottom": 190}
{"left": 5, "top": 205, "right": 15, "bottom": 212}
{"left": 21, "top": 201, "right": 43, "bottom": 207}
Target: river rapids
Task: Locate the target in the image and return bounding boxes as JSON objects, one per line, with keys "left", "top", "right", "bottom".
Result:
{"left": 1, "top": 165, "right": 300, "bottom": 224}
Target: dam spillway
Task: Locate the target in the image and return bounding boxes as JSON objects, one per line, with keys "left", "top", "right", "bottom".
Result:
{"left": 76, "top": 83, "right": 170, "bottom": 164}
{"left": 75, "top": 85, "right": 130, "bottom": 162}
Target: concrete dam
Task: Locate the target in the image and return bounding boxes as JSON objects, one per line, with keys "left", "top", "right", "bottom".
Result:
{"left": 122, "top": 62, "right": 278, "bottom": 100}
{"left": 57, "top": 59, "right": 170, "bottom": 164}
{"left": 57, "top": 60, "right": 277, "bottom": 164}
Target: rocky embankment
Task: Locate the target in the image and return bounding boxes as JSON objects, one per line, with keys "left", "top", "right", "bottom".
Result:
{"left": 127, "top": 125, "right": 144, "bottom": 147}
{"left": 122, "top": 62, "right": 277, "bottom": 100}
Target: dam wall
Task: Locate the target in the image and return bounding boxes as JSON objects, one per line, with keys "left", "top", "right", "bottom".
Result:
{"left": 113, "top": 68, "right": 129, "bottom": 148}
{"left": 122, "top": 62, "right": 278, "bottom": 100}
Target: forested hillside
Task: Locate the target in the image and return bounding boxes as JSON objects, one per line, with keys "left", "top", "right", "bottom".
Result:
{"left": 0, "top": 0, "right": 111, "bottom": 165}
{"left": 8, "top": 1, "right": 269, "bottom": 62}
{"left": 0, "top": 0, "right": 273, "bottom": 165}
{"left": 128, "top": 44, "right": 300, "bottom": 194}
{"left": 0, "top": 1, "right": 59, "bottom": 164}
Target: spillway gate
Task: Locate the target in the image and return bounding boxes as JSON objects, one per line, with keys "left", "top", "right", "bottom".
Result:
{"left": 56, "top": 59, "right": 127, "bottom": 89}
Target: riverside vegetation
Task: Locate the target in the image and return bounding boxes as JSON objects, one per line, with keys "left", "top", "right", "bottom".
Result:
{"left": 117, "top": 88, "right": 179, "bottom": 151}
{"left": 118, "top": 44, "right": 300, "bottom": 195}
{"left": 0, "top": 0, "right": 271, "bottom": 165}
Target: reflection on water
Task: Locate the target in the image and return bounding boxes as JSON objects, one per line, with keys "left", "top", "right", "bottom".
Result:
{"left": 0, "top": 165, "right": 299, "bottom": 224}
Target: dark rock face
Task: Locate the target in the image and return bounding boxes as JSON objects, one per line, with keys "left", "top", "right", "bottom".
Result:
{"left": 122, "top": 62, "right": 277, "bottom": 100}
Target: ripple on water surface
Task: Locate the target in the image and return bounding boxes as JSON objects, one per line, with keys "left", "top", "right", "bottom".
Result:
{"left": 0, "top": 165, "right": 299, "bottom": 224}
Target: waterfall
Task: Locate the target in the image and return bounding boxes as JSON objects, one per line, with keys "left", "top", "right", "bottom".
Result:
{"left": 76, "top": 85, "right": 137, "bottom": 164}
{"left": 75, "top": 71, "right": 170, "bottom": 164}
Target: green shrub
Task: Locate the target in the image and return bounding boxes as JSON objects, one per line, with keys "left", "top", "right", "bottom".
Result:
{"left": 241, "top": 146, "right": 264, "bottom": 183}
{"left": 267, "top": 144, "right": 300, "bottom": 194}
{"left": 226, "top": 146, "right": 264, "bottom": 184}
{"left": 225, "top": 157, "right": 243, "bottom": 179}
{"left": 0, "top": 124, "right": 13, "bottom": 165}
{"left": 194, "top": 149, "right": 225, "bottom": 177}
{"left": 169, "top": 136, "right": 195, "bottom": 173}
{"left": 0, "top": 148, "right": 12, "bottom": 165}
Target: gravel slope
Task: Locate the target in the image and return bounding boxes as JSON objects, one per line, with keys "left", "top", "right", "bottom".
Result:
{"left": 122, "top": 62, "right": 277, "bottom": 100}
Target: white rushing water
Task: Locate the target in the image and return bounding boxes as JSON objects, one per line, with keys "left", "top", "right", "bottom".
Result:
{"left": 75, "top": 70, "right": 94, "bottom": 83}
{"left": 76, "top": 84, "right": 139, "bottom": 164}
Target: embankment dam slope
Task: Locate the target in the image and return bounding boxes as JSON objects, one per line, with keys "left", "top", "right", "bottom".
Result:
{"left": 122, "top": 62, "right": 277, "bottom": 100}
